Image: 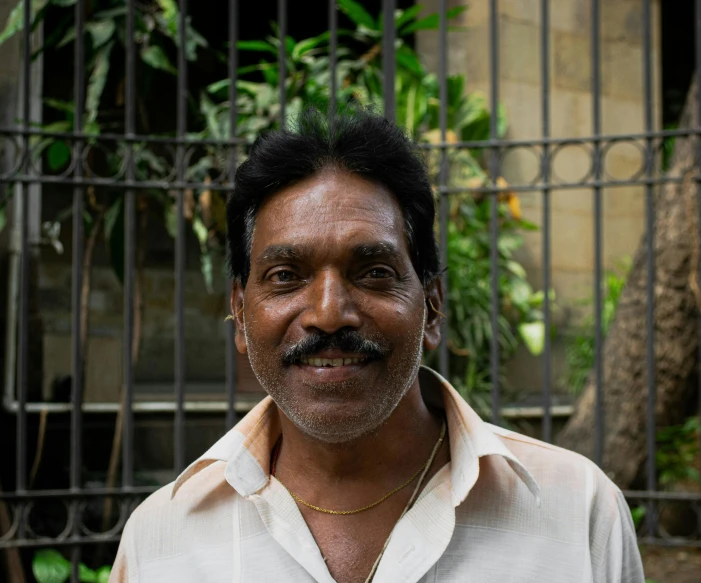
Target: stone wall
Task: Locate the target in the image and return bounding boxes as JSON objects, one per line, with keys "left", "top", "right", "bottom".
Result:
{"left": 417, "top": 0, "right": 662, "bottom": 393}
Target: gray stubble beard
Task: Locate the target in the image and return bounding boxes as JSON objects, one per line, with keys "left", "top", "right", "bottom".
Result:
{"left": 243, "top": 305, "right": 427, "bottom": 444}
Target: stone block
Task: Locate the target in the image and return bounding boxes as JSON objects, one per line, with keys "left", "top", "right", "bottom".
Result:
{"left": 550, "top": 0, "right": 589, "bottom": 34}
{"left": 602, "top": 184, "right": 645, "bottom": 220}
{"left": 549, "top": 88, "right": 592, "bottom": 139}
{"left": 601, "top": 0, "right": 642, "bottom": 44}
{"left": 502, "top": 0, "right": 540, "bottom": 26}
{"left": 501, "top": 18, "right": 540, "bottom": 85}
{"left": 499, "top": 81, "right": 544, "bottom": 141}
{"left": 602, "top": 41, "right": 643, "bottom": 102}
{"left": 601, "top": 97, "right": 644, "bottom": 134}
{"left": 603, "top": 141, "right": 646, "bottom": 182}
{"left": 553, "top": 32, "right": 592, "bottom": 93}
{"left": 551, "top": 187, "right": 594, "bottom": 215}
{"left": 550, "top": 210, "right": 594, "bottom": 272}
{"left": 551, "top": 142, "right": 594, "bottom": 185}
{"left": 602, "top": 214, "right": 645, "bottom": 268}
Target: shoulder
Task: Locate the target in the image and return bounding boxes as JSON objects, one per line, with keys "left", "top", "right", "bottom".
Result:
{"left": 489, "top": 423, "right": 620, "bottom": 497}
{"left": 464, "top": 425, "right": 627, "bottom": 542}
{"left": 120, "top": 461, "right": 234, "bottom": 564}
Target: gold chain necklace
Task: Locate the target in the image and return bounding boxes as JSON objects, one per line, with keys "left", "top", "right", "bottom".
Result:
{"left": 271, "top": 421, "right": 446, "bottom": 516}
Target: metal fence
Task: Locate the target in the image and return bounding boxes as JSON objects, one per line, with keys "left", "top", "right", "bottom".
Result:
{"left": 1, "top": 0, "right": 701, "bottom": 578}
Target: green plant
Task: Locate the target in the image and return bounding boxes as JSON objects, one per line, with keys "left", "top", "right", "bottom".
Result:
{"left": 656, "top": 417, "right": 701, "bottom": 487}
{"left": 1, "top": 1, "right": 545, "bottom": 411}
{"left": 563, "top": 261, "right": 629, "bottom": 394}
{"left": 33, "top": 549, "right": 110, "bottom": 583}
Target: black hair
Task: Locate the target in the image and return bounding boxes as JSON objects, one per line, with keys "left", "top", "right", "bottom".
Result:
{"left": 226, "top": 107, "right": 440, "bottom": 287}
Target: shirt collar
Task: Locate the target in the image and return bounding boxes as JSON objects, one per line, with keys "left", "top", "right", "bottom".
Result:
{"left": 171, "top": 366, "right": 540, "bottom": 506}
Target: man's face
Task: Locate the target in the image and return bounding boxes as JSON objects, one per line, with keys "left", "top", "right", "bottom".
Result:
{"left": 233, "top": 169, "right": 441, "bottom": 443}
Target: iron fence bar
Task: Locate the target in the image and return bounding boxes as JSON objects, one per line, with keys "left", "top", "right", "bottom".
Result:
{"left": 1, "top": 125, "right": 699, "bottom": 148}
{"left": 438, "top": 0, "right": 449, "bottom": 380}
{"left": 15, "top": 0, "right": 32, "bottom": 546}
{"left": 3, "top": 172, "right": 698, "bottom": 194}
{"left": 540, "top": 0, "right": 551, "bottom": 443}
{"left": 225, "top": 0, "right": 239, "bottom": 430}
{"left": 71, "top": 0, "right": 86, "bottom": 578}
{"left": 591, "top": 0, "right": 604, "bottom": 469}
{"left": 123, "top": 0, "right": 137, "bottom": 488}
{"left": 329, "top": 0, "right": 337, "bottom": 120}
{"left": 382, "top": 0, "right": 395, "bottom": 122}
{"left": 174, "top": 0, "right": 188, "bottom": 475}
{"left": 696, "top": 0, "right": 701, "bottom": 540}
{"left": 643, "top": 0, "right": 657, "bottom": 539}
{"left": 489, "top": 0, "right": 500, "bottom": 425}
{"left": 278, "top": 0, "right": 287, "bottom": 127}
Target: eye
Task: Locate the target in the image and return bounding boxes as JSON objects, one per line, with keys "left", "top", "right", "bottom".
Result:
{"left": 268, "top": 269, "right": 298, "bottom": 283}
{"left": 365, "top": 267, "right": 394, "bottom": 279}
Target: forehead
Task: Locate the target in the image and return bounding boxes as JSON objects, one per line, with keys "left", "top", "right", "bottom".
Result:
{"left": 251, "top": 169, "right": 409, "bottom": 258}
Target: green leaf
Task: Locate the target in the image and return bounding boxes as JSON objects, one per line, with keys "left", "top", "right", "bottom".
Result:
{"left": 291, "top": 32, "right": 329, "bottom": 60}
{"left": 95, "top": 566, "right": 112, "bottom": 583}
{"left": 47, "top": 141, "right": 71, "bottom": 170}
{"left": 396, "top": 5, "right": 423, "bottom": 31}
{"left": 519, "top": 322, "right": 545, "bottom": 356}
{"left": 85, "top": 42, "right": 113, "bottom": 126}
{"left": 87, "top": 19, "right": 116, "bottom": 49}
{"left": 79, "top": 563, "right": 97, "bottom": 582}
{"left": 401, "top": 6, "right": 466, "bottom": 34}
{"left": 0, "top": 1, "right": 50, "bottom": 47}
{"left": 140, "top": 45, "right": 176, "bottom": 74}
{"left": 52, "top": 0, "right": 77, "bottom": 6}
{"left": 237, "top": 40, "right": 277, "bottom": 55}
{"left": 395, "top": 46, "right": 423, "bottom": 77}
{"left": 32, "top": 549, "right": 71, "bottom": 583}
{"left": 337, "top": 0, "right": 376, "bottom": 30}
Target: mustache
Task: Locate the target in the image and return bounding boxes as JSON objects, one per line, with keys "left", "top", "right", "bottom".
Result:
{"left": 282, "top": 329, "right": 390, "bottom": 365}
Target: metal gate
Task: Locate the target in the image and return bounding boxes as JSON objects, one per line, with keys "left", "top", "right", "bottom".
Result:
{"left": 1, "top": 0, "right": 700, "bottom": 579}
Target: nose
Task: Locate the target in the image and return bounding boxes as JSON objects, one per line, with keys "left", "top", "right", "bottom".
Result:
{"left": 299, "top": 269, "right": 362, "bottom": 334}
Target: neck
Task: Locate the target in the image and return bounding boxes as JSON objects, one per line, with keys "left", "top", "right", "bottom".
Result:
{"left": 274, "top": 379, "right": 442, "bottom": 484}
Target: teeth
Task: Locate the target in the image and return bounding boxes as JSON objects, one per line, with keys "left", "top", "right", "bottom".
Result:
{"left": 299, "top": 357, "right": 365, "bottom": 367}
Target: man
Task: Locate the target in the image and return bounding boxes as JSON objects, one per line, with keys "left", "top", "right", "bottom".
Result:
{"left": 111, "top": 108, "right": 644, "bottom": 582}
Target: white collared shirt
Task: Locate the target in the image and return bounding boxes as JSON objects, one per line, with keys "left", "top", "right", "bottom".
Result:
{"left": 110, "top": 367, "right": 644, "bottom": 582}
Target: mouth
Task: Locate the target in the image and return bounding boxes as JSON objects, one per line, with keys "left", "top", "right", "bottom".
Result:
{"left": 298, "top": 356, "right": 368, "bottom": 367}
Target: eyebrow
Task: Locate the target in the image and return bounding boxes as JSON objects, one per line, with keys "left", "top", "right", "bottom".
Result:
{"left": 351, "top": 242, "right": 403, "bottom": 263}
{"left": 257, "top": 244, "right": 305, "bottom": 265}
{"left": 255, "top": 241, "right": 404, "bottom": 267}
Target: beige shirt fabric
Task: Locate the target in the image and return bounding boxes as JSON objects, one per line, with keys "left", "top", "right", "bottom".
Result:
{"left": 110, "top": 366, "right": 644, "bottom": 582}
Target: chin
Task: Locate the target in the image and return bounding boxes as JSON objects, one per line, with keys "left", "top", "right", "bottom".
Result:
{"left": 284, "top": 400, "right": 396, "bottom": 444}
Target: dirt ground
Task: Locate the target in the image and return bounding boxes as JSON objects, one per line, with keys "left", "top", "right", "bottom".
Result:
{"left": 641, "top": 546, "right": 701, "bottom": 583}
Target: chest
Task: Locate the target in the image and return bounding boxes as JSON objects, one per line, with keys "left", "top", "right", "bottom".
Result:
{"left": 299, "top": 500, "right": 409, "bottom": 583}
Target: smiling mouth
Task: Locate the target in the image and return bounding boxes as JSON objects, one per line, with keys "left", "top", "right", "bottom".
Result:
{"left": 298, "top": 356, "right": 368, "bottom": 367}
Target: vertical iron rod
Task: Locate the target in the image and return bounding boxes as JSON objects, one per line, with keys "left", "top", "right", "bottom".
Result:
{"left": 382, "top": 0, "right": 396, "bottom": 122}
{"left": 540, "top": 0, "right": 552, "bottom": 442}
{"left": 438, "top": 0, "right": 449, "bottom": 379}
{"left": 175, "top": 0, "right": 188, "bottom": 475}
{"left": 642, "top": 0, "right": 657, "bottom": 538}
{"left": 489, "top": 0, "right": 500, "bottom": 425}
{"left": 278, "top": 0, "right": 287, "bottom": 127}
{"left": 16, "top": 0, "right": 31, "bottom": 539}
{"left": 226, "top": 0, "right": 239, "bottom": 430}
{"left": 695, "top": 0, "right": 701, "bottom": 532}
{"left": 71, "top": 0, "right": 86, "bottom": 578}
{"left": 592, "top": 0, "right": 604, "bottom": 468}
{"left": 123, "top": 0, "right": 136, "bottom": 487}
{"left": 329, "top": 0, "right": 338, "bottom": 119}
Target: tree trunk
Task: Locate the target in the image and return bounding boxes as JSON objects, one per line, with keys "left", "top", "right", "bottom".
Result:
{"left": 557, "top": 77, "right": 700, "bottom": 489}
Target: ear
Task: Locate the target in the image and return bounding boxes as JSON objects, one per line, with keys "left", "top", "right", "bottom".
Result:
{"left": 423, "top": 277, "right": 444, "bottom": 352}
{"left": 230, "top": 282, "right": 247, "bottom": 355}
